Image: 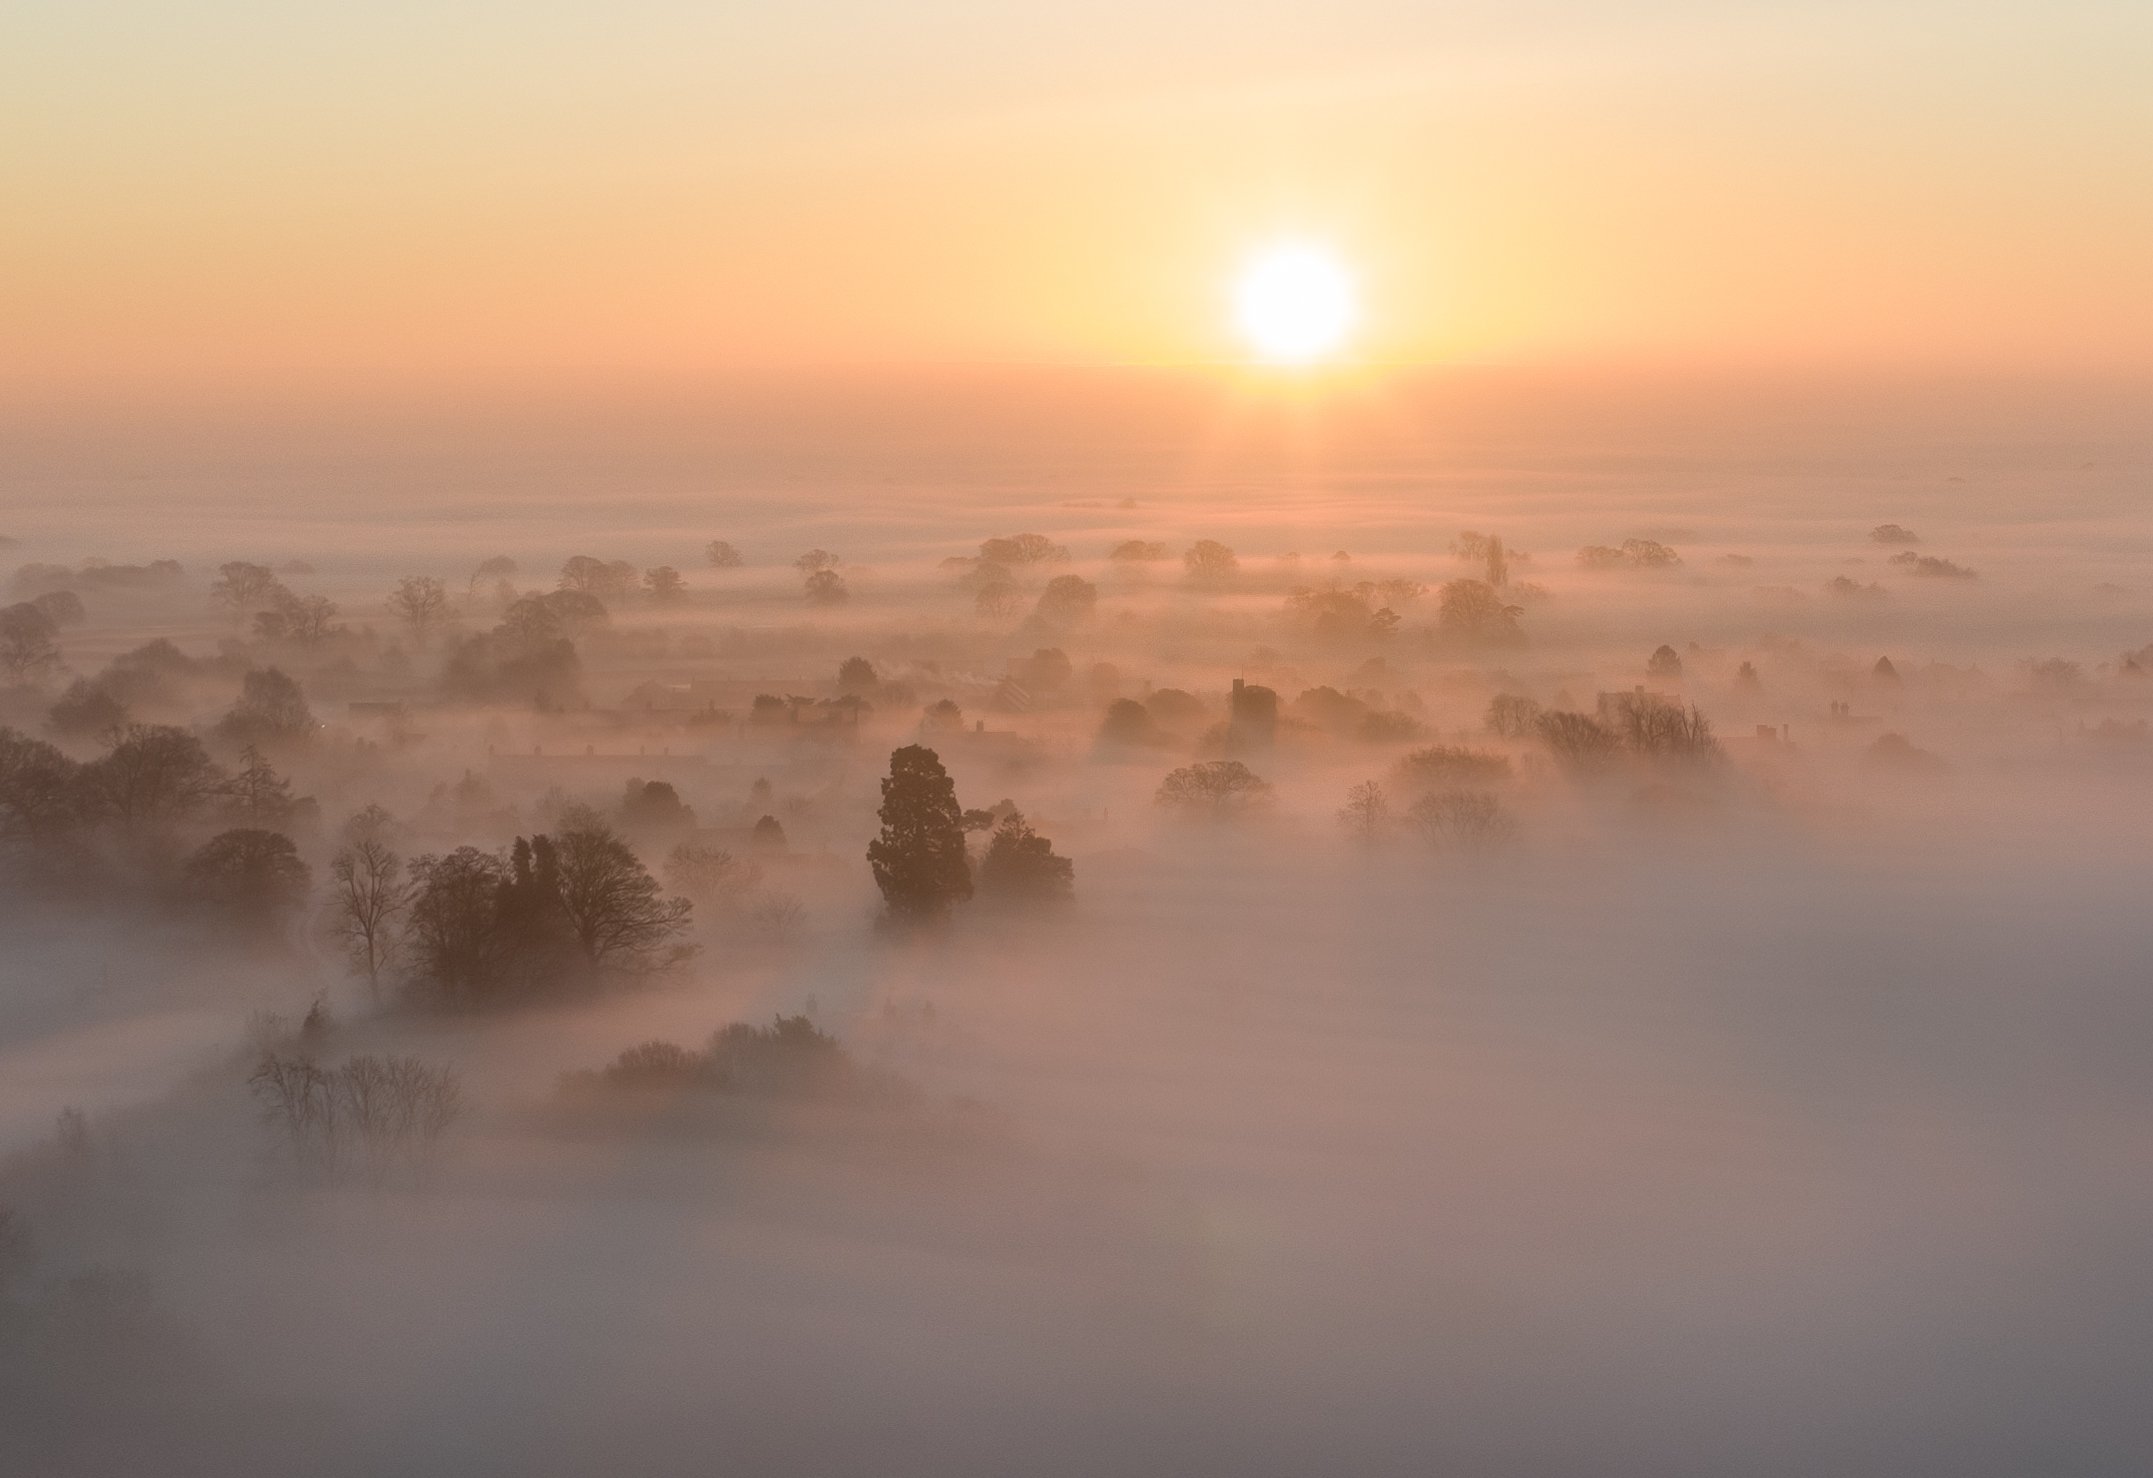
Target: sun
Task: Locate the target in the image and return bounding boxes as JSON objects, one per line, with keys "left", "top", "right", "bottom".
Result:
{"left": 1233, "top": 243, "right": 1357, "bottom": 364}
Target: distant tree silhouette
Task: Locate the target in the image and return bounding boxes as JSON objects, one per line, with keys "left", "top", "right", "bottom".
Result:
{"left": 1097, "top": 697, "right": 1167, "bottom": 748}
{"left": 30, "top": 589, "right": 87, "bottom": 628}
{"left": 1184, "top": 539, "right": 1239, "bottom": 584}
{"left": 404, "top": 847, "right": 513, "bottom": 1001}
{"left": 1337, "top": 780, "right": 1392, "bottom": 844}
{"left": 1869, "top": 524, "right": 1920, "bottom": 545}
{"left": 467, "top": 554, "right": 518, "bottom": 593}
{"left": 1602, "top": 691, "right": 1719, "bottom": 761}
{"left": 329, "top": 824, "right": 412, "bottom": 995}
{"left": 184, "top": 828, "right": 311, "bottom": 927}
{"left": 0, "top": 603, "right": 60, "bottom": 685}
{"left": 552, "top": 820, "right": 693, "bottom": 975}
{"left": 559, "top": 555, "right": 637, "bottom": 598}
{"left": 1405, "top": 790, "right": 1513, "bottom": 850}
{"left": 977, "top": 810, "right": 1074, "bottom": 903}
{"left": 704, "top": 540, "right": 743, "bottom": 568}
{"left": 868, "top": 744, "right": 972, "bottom": 923}
{"left": 1154, "top": 759, "right": 1272, "bottom": 818}
{"left": 223, "top": 745, "right": 307, "bottom": 828}
{"left": 922, "top": 698, "right": 964, "bottom": 732}
{"left": 1109, "top": 540, "right": 1169, "bottom": 562}
{"left": 82, "top": 724, "right": 224, "bottom": 835}
{"left": 804, "top": 568, "right": 849, "bottom": 605}
{"left": 619, "top": 779, "right": 694, "bottom": 837}
{"left": 975, "top": 581, "right": 1020, "bottom": 616}
{"left": 216, "top": 667, "right": 314, "bottom": 748}
{"left": 793, "top": 549, "right": 839, "bottom": 574}
{"left": 1647, "top": 644, "right": 1683, "bottom": 678}
{"left": 750, "top": 813, "right": 787, "bottom": 852}
{"left": 387, "top": 576, "right": 450, "bottom": 644}
{"left": 837, "top": 656, "right": 878, "bottom": 692}
{"left": 1534, "top": 711, "right": 1621, "bottom": 771}
{"left": 1436, "top": 579, "right": 1523, "bottom": 644}
{"left": 643, "top": 565, "right": 686, "bottom": 603}
{"left": 0, "top": 727, "right": 84, "bottom": 847}
{"left": 1485, "top": 694, "right": 1543, "bottom": 738}
{"left": 980, "top": 534, "right": 1068, "bottom": 565}
{"left": 1033, "top": 574, "right": 1097, "bottom": 625}
{"left": 209, "top": 561, "right": 281, "bottom": 622}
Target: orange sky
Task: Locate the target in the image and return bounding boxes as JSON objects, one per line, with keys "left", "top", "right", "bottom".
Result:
{"left": 3, "top": 1, "right": 2149, "bottom": 398}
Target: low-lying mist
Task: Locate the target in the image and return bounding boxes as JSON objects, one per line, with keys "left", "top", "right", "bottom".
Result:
{"left": 4, "top": 376, "right": 2152, "bottom": 1475}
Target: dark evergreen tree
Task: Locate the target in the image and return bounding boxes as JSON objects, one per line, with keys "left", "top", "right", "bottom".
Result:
{"left": 976, "top": 810, "right": 1073, "bottom": 904}
{"left": 867, "top": 744, "right": 972, "bottom": 922}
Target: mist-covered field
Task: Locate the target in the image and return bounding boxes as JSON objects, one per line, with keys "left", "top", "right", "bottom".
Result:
{"left": 4, "top": 373, "right": 2153, "bottom": 1476}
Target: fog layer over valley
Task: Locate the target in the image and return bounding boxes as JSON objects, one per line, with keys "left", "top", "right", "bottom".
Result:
{"left": 4, "top": 379, "right": 2153, "bottom": 1475}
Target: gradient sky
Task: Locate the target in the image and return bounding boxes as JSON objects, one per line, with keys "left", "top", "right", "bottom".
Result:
{"left": 3, "top": 0, "right": 2149, "bottom": 395}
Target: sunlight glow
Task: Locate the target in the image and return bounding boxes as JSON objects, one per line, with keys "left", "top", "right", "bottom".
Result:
{"left": 1234, "top": 244, "right": 1357, "bottom": 364}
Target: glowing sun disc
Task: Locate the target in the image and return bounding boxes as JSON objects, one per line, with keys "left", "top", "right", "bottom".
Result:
{"left": 1234, "top": 245, "right": 1356, "bottom": 363}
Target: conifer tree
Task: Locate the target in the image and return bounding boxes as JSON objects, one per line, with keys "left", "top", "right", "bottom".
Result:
{"left": 867, "top": 744, "right": 971, "bottom": 922}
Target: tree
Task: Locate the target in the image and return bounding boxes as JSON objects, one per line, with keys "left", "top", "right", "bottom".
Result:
{"left": 183, "top": 828, "right": 311, "bottom": 927}
{"left": 1109, "top": 540, "right": 1168, "bottom": 562}
{"left": 1436, "top": 579, "right": 1523, "bottom": 644}
{"left": 867, "top": 744, "right": 972, "bottom": 922}
{"left": 81, "top": 724, "right": 224, "bottom": 835}
{"left": 974, "top": 580, "right": 1019, "bottom": 617}
{"left": 1184, "top": 539, "right": 1239, "bottom": 583}
{"left": 0, "top": 727, "right": 84, "bottom": 846}
{"left": 468, "top": 554, "right": 518, "bottom": 593}
{"left": 1534, "top": 711, "right": 1620, "bottom": 771}
{"left": 1485, "top": 694, "right": 1543, "bottom": 739}
{"left": 47, "top": 678, "right": 128, "bottom": 740}
{"left": 979, "top": 533, "right": 1068, "bottom": 565}
{"left": 1154, "top": 759, "right": 1272, "bottom": 818}
{"left": 216, "top": 667, "right": 314, "bottom": 748}
{"left": 255, "top": 588, "right": 340, "bottom": 646}
{"left": 0, "top": 602, "right": 60, "bottom": 685}
{"left": 664, "top": 842, "right": 760, "bottom": 909}
{"left": 1603, "top": 691, "right": 1719, "bottom": 761}
{"left": 404, "top": 847, "right": 513, "bottom": 1002}
{"left": 329, "top": 832, "right": 412, "bottom": 995}
{"left": 209, "top": 561, "right": 280, "bottom": 621}
{"left": 1405, "top": 790, "right": 1513, "bottom": 850}
{"left": 552, "top": 821, "right": 693, "bottom": 975}
{"left": 619, "top": 778, "right": 694, "bottom": 837}
{"left": 559, "top": 555, "right": 637, "bottom": 598}
{"left": 750, "top": 814, "right": 787, "bottom": 852}
{"left": 1033, "top": 574, "right": 1098, "bottom": 625}
{"left": 793, "top": 549, "right": 839, "bottom": 574}
{"left": 388, "top": 576, "right": 450, "bottom": 644}
{"left": 224, "top": 745, "right": 305, "bottom": 827}
{"left": 644, "top": 565, "right": 687, "bottom": 603}
{"left": 704, "top": 540, "right": 743, "bottom": 568}
{"left": 837, "top": 656, "right": 878, "bottom": 692}
{"left": 804, "top": 568, "right": 849, "bottom": 605}
{"left": 1336, "top": 781, "right": 1392, "bottom": 844}
{"left": 30, "top": 589, "right": 87, "bottom": 627}
{"left": 976, "top": 810, "right": 1074, "bottom": 903}
{"left": 1646, "top": 644, "right": 1683, "bottom": 679}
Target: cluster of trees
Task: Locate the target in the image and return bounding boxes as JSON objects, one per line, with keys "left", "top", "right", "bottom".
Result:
{"left": 1577, "top": 538, "right": 1681, "bottom": 570}
{"left": 249, "top": 1047, "right": 464, "bottom": 1183}
{"left": 563, "top": 1015, "right": 858, "bottom": 1102}
{"left": 332, "top": 811, "right": 694, "bottom": 1004}
{"left": 1337, "top": 779, "right": 1513, "bottom": 850}
{"left": 0, "top": 719, "right": 320, "bottom": 925}
{"left": 867, "top": 745, "right": 1072, "bottom": 922}
{"left": 1481, "top": 691, "right": 1721, "bottom": 770}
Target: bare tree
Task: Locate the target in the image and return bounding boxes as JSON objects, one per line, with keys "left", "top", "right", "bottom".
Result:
{"left": 329, "top": 833, "right": 414, "bottom": 995}
{"left": 552, "top": 821, "right": 693, "bottom": 975}
{"left": 1154, "top": 759, "right": 1272, "bottom": 818}
{"left": 388, "top": 576, "right": 451, "bottom": 645}
{"left": 1337, "top": 781, "right": 1392, "bottom": 844}
{"left": 1406, "top": 789, "right": 1514, "bottom": 850}
{"left": 0, "top": 603, "right": 60, "bottom": 685}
